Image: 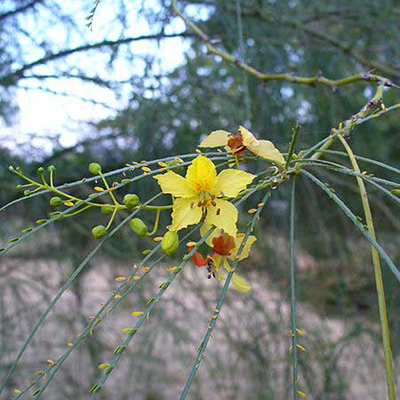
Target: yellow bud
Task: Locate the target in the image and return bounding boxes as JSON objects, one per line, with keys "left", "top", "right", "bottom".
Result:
{"left": 131, "top": 311, "right": 144, "bottom": 317}
{"left": 98, "top": 363, "right": 110, "bottom": 370}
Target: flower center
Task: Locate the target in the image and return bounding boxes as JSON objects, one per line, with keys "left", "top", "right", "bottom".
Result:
{"left": 212, "top": 233, "right": 235, "bottom": 256}
{"left": 227, "top": 133, "right": 245, "bottom": 154}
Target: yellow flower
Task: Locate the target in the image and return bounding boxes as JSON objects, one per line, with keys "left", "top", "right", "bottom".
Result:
{"left": 199, "top": 225, "right": 256, "bottom": 292}
{"left": 154, "top": 155, "right": 255, "bottom": 236}
{"left": 199, "top": 125, "right": 285, "bottom": 165}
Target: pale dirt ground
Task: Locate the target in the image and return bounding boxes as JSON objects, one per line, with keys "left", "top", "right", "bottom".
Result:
{"left": 1, "top": 252, "right": 399, "bottom": 400}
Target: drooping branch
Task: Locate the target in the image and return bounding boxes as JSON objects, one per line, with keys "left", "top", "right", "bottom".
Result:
{"left": 171, "top": 0, "right": 399, "bottom": 88}
{"left": 0, "top": 0, "right": 44, "bottom": 22}
{"left": 0, "top": 32, "right": 194, "bottom": 87}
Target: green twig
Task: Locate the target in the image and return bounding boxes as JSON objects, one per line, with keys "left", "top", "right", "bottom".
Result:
{"left": 286, "top": 122, "right": 301, "bottom": 169}
{"left": 289, "top": 178, "right": 299, "bottom": 400}
{"left": 338, "top": 135, "right": 396, "bottom": 400}
{"left": 179, "top": 189, "right": 272, "bottom": 400}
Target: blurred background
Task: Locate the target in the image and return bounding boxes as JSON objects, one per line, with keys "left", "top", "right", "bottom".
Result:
{"left": 0, "top": 0, "right": 399, "bottom": 399}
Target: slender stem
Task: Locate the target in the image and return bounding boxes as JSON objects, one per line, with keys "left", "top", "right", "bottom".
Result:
{"left": 338, "top": 135, "right": 397, "bottom": 400}
{"left": 100, "top": 172, "right": 119, "bottom": 206}
{"left": 147, "top": 209, "right": 161, "bottom": 236}
{"left": 310, "top": 84, "right": 384, "bottom": 162}
{"left": 234, "top": 154, "right": 241, "bottom": 169}
{"left": 301, "top": 170, "right": 400, "bottom": 283}
{"left": 64, "top": 204, "right": 92, "bottom": 218}
{"left": 171, "top": 0, "right": 399, "bottom": 86}
{"left": 179, "top": 189, "right": 272, "bottom": 400}
{"left": 141, "top": 204, "right": 173, "bottom": 210}
{"left": 286, "top": 122, "right": 301, "bottom": 169}
{"left": 289, "top": 178, "right": 299, "bottom": 400}
{"left": 105, "top": 206, "right": 118, "bottom": 230}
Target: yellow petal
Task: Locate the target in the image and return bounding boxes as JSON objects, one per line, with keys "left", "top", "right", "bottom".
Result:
{"left": 211, "top": 254, "right": 224, "bottom": 280}
{"left": 232, "top": 273, "right": 252, "bottom": 292}
{"left": 170, "top": 197, "right": 202, "bottom": 231}
{"left": 154, "top": 171, "right": 196, "bottom": 198}
{"left": 247, "top": 140, "right": 285, "bottom": 165}
{"left": 200, "top": 223, "right": 221, "bottom": 247}
{"left": 229, "top": 235, "right": 257, "bottom": 261}
{"left": 239, "top": 125, "right": 259, "bottom": 148}
{"left": 199, "top": 130, "right": 231, "bottom": 148}
{"left": 186, "top": 155, "right": 217, "bottom": 193}
{"left": 223, "top": 257, "right": 232, "bottom": 272}
{"left": 214, "top": 169, "right": 255, "bottom": 198}
{"left": 205, "top": 199, "right": 237, "bottom": 236}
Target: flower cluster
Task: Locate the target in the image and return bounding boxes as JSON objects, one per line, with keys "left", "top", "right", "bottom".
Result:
{"left": 9, "top": 125, "right": 284, "bottom": 294}
{"left": 154, "top": 126, "right": 285, "bottom": 292}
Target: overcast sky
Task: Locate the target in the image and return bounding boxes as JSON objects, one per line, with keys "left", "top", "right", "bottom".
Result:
{"left": 1, "top": 0, "right": 209, "bottom": 158}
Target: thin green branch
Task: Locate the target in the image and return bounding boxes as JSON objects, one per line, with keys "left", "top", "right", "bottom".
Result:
{"left": 314, "top": 149, "right": 400, "bottom": 176}
{"left": 338, "top": 135, "right": 396, "bottom": 400}
{"left": 286, "top": 122, "right": 301, "bottom": 169}
{"left": 25, "top": 224, "right": 202, "bottom": 400}
{"left": 289, "top": 178, "right": 299, "bottom": 400}
{"left": 179, "top": 189, "right": 272, "bottom": 400}
{"left": 171, "top": 0, "right": 399, "bottom": 86}
{"left": 0, "top": 194, "right": 162, "bottom": 396}
{"left": 301, "top": 170, "right": 400, "bottom": 283}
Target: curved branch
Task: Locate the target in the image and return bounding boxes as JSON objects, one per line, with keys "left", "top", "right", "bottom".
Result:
{"left": 0, "top": 32, "right": 194, "bottom": 86}
{"left": 0, "top": 0, "right": 44, "bottom": 22}
{"left": 171, "top": 0, "right": 399, "bottom": 87}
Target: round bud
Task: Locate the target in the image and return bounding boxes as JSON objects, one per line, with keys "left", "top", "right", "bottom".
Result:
{"left": 49, "top": 197, "right": 62, "bottom": 207}
{"left": 92, "top": 225, "right": 107, "bottom": 239}
{"left": 8, "top": 165, "right": 15, "bottom": 172}
{"left": 37, "top": 167, "right": 44, "bottom": 173}
{"left": 101, "top": 205, "right": 114, "bottom": 215}
{"left": 123, "top": 194, "right": 140, "bottom": 209}
{"left": 161, "top": 231, "right": 179, "bottom": 255}
{"left": 47, "top": 165, "right": 56, "bottom": 172}
{"left": 89, "top": 163, "right": 102, "bottom": 175}
{"left": 130, "top": 218, "right": 148, "bottom": 237}
{"left": 24, "top": 190, "right": 31, "bottom": 196}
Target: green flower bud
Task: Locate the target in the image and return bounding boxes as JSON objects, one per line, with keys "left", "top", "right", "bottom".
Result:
{"left": 161, "top": 231, "right": 179, "bottom": 255}
{"left": 123, "top": 194, "right": 140, "bottom": 209}
{"left": 121, "top": 179, "right": 131, "bottom": 185}
{"left": 8, "top": 165, "right": 15, "bottom": 172}
{"left": 101, "top": 205, "right": 114, "bottom": 215}
{"left": 49, "top": 196, "right": 62, "bottom": 207}
{"left": 130, "top": 218, "right": 148, "bottom": 237}
{"left": 88, "top": 193, "right": 97, "bottom": 199}
{"left": 92, "top": 225, "right": 107, "bottom": 239}
{"left": 37, "top": 167, "right": 44, "bottom": 173}
{"left": 89, "top": 162, "right": 102, "bottom": 175}
{"left": 24, "top": 190, "right": 31, "bottom": 196}
{"left": 47, "top": 165, "right": 56, "bottom": 172}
